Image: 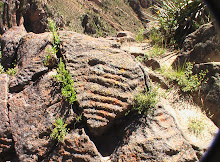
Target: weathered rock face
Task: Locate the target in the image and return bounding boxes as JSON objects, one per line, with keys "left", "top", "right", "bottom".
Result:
{"left": 9, "top": 32, "right": 52, "bottom": 92}
{"left": 111, "top": 101, "right": 198, "bottom": 162}
{"left": 47, "top": 128, "right": 103, "bottom": 161}
{"left": 0, "top": 29, "right": 201, "bottom": 161}
{"left": 59, "top": 31, "right": 146, "bottom": 136}
{"left": 1, "top": 25, "right": 27, "bottom": 69}
{"left": 0, "top": 74, "right": 17, "bottom": 161}
{"left": 174, "top": 22, "right": 220, "bottom": 65}
{"left": 193, "top": 62, "right": 220, "bottom": 128}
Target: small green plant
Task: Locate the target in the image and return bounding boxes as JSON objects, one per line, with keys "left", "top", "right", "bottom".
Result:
{"left": 44, "top": 47, "right": 57, "bottom": 67}
{"left": 135, "top": 29, "right": 144, "bottom": 43}
{"left": 7, "top": 67, "right": 17, "bottom": 76}
{"left": 76, "top": 114, "right": 82, "bottom": 122}
{"left": 152, "top": 0, "right": 210, "bottom": 47}
{"left": 188, "top": 117, "right": 205, "bottom": 136}
{"left": 50, "top": 118, "right": 69, "bottom": 142}
{"left": 48, "top": 18, "right": 60, "bottom": 50}
{"left": 55, "top": 58, "right": 77, "bottom": 104}
{"left": 44, "top": 54, "right": 52, "bottom": 67}
{"left": 132, "top": 87, "right": 158, "bottom": 115}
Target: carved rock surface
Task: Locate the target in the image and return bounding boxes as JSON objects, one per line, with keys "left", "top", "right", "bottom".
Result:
{"left": 60, "top": 31, "right": 146, "bottom": 136}
{"left": 111, "top": 101, "right": 198, "bottom": 162}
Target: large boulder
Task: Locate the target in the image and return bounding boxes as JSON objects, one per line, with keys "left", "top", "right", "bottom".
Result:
{"left": 9, "top": 32, "right": 53, "bottom": 92}
{"left": 174, "top": 22, "right": 220, "bottom": 65}
{"left": 1, "top": 25, "right": 27, "bottom": 69}
{"left": 193, "top": 62, "right": 220, "bottom": 128}
{"left": 59, "top": 31, "right": 146, "bottom": 136}
{"left": 110, "top": 100, "right": 198, "bottom": 161}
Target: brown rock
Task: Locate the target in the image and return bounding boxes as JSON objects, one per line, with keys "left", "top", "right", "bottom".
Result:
{"left": 9, "top": 32, "right": 55, "bottom": 92}
{"left": 47, "top": 128, "right": 103, "bottom": 161}
{"left": 0, "top": 74, "right": 16, "bottom": 160}
{"left": 111, "top": 102, "right": 198, "bottom": 161}
{"left": 144, "top": 58, "right": 161, "bottom": 70}
{"left": 60, "top": 31, "right": 146, "bottom": 136}
{"left": 193, "top": 62, "right": 220, "bottom": 128}
{"left": 8, "top": 72, "right": 74, "bottom": 161}
{"left": 174, "top": 22, "right": 220, "bottom": 66}
{"left": 1, "top": 25, "right": 27, "bottom": 69}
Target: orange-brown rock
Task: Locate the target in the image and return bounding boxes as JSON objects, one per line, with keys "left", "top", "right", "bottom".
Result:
{"left": 59, "top": 31, "right": 146, "bottom": 136}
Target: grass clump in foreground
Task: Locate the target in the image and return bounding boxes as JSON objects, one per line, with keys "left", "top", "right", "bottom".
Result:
{"left": 159, "top": 62, "right": 208, "bottom": 92}
{"left": 188, "top": 117, "right": 205, "bottom": 136}
{"left": 132, "top": 88, "right": 158, "bottom": 115}
{"left": 55, "top": 58, "right": 77, "bottom": 104}
{"left": 50, "top": 118, "right": 69, "bottom": 142}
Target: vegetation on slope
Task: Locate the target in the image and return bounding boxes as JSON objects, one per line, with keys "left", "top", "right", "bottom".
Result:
{"left": 46, "top": 0, "right": 144, "bottom": 37}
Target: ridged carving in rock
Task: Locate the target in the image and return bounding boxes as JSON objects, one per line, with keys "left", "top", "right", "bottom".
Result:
{"left": 9, "top": 32, "right": 53, "bottom": 92}
{"left": 110, "top": 100, "right": 198, "bottom": 161}
{"left": 60, "top": 32, "right": 146, "bottom": 135}
{"left": 48, "top": 128, "right": 103, "bottom": 161}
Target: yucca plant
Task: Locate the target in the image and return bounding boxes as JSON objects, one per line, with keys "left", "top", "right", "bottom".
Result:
{"left": 153, "top": 0, "right": 211, "bottom": 48}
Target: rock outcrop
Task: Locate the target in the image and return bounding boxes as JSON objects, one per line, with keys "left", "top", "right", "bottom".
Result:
{"left": 193, "top": 62, "right": 220, "bottom": 128}
{"left": 0, "top": 28, "right": 204, "bottom": 161}
{"left": 111, "top": 101, "right": 198, "bottom": 161}
{"left": 1, "top": 26, "right": 27, "bottom": 69}
{"left": 59, "top": 31, "right": 146, "bottom": 136}
{"left": 174, "top": 22, "right": 220, "bottom": 65}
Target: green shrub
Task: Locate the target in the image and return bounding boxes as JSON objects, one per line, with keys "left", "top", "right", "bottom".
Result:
{"left": 132, "top": 88, "right": 158, "bottom": 115}
{"left": 159, "top": 62, "right": 208, "bottom": 92}
{"left": 55, "top": 58, "right": 77, "bottom": 104}
{"left": 188, "top": 117, "right": 205, "bottom": 136}
{"left": 50, "top": 118, "right": 69, "bottom": 142}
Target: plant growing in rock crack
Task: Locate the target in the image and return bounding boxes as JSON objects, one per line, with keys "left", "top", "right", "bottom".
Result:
{"left": 44, "top": 19, "right": 60, "bottom": 67}
{"left": 55, "top": 58, "right": 77, "bottom": 104}
{"left": 44, "top": 46, "right": 57, "bottom": 67}
{"left": 6, "top": 67, "right": 17, "bottom": 76}
{"left": 48, "top": 18, "right": 60, "bottom": 50}
{"left": 130, "top": 87, "right": 158, "bottom": 115}
{"left": 50, "top": 118, "right": 69, "bottom": 142}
